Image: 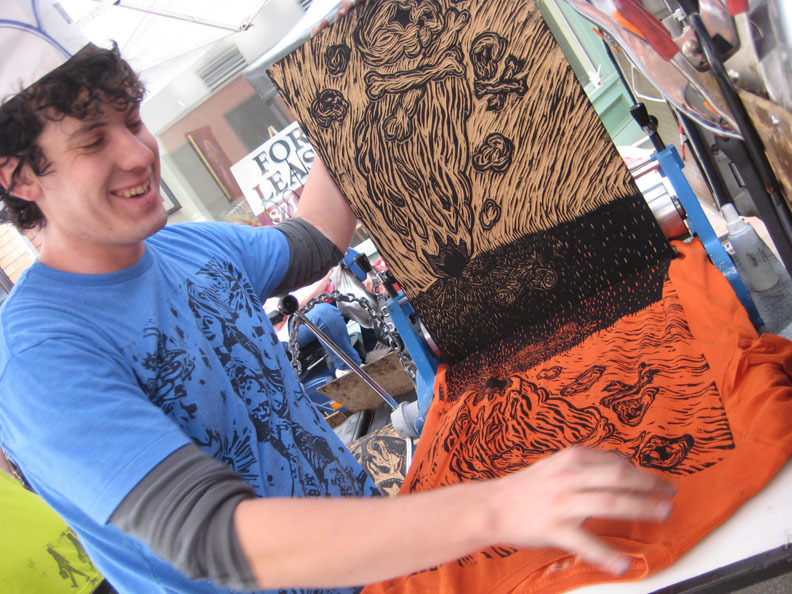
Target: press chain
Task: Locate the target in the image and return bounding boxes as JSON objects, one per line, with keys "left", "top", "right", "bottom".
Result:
{"left": 287, "top": 290, "right": 417, "bottom": 381}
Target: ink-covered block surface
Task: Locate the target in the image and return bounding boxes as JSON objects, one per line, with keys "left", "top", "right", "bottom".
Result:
{"left": 268, "top": 0, "right": 673, "bottom": 362}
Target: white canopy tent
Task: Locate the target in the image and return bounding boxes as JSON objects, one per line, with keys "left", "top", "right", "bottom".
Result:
{"left": 2, "top": 0, "right": 342, "bottom": 100}
{"left": 243, "top": 0, "right": 342, "bottom": 98}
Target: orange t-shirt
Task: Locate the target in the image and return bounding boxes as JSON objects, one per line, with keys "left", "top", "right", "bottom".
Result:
{"left": 364, "top": 239, "right": 792, "bottom": 593}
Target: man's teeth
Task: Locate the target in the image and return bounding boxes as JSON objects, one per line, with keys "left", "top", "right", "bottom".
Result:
{"left": 117, "top": 181, "right": 150, "bottom": 198}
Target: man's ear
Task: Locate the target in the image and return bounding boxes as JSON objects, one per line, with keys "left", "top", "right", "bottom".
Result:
{"left": 0, "top": 158, "right": 41, "bottom": 202}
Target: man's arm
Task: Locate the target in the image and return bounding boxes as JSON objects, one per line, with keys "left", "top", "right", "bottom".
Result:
{"left": 296, "top": 157, "right": 359, "bottom": 254}
{"left": 111, "top": 444, "right": 673, "bottom": 590}
{"left": 235, "top": 446, "right": 675, "bottom": 589}
{"left": 291, "top": 269, "right": 334, "bottom": 307}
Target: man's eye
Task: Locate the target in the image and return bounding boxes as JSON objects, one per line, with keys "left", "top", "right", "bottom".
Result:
{"left": 81, "top": 137, "right": 104, "bottom": 149}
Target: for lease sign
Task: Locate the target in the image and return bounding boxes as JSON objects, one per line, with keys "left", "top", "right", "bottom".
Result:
{"left": 231, "top": 122, "right": 315, "bottom": 223}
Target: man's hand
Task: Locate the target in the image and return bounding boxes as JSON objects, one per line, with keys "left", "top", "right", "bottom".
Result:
{"left": 312, "top": 0, "right": 366, "bottom": 36}
{"left": 486, "top": 446, "right": 676, "bottom": 576}
{"left": 236, "top": 445, "right": 675, "bottom": 588}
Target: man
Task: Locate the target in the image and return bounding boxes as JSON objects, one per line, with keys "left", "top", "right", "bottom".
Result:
{"left": 0, "top": 4, "right": 675, "bottom": 593}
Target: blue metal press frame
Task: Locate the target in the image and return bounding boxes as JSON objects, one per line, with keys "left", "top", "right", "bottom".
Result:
{"left": 383, "top": 294, "right": 442, "bottom": 433}
{"left": 653, "top": 145, "right": 763, "bottom": 327}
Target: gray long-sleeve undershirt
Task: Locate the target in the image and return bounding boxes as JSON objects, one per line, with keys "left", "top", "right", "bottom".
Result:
{"left": 272, "top": 217, "right": 344, "bottom": 295}
{"left": 110, "top": 444, "right": 259, "bottom": 590}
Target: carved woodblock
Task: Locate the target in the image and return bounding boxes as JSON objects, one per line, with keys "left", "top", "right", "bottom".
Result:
{"left": 348, "top": 424, "right": 414, "bottom": 496}
{"left": 269, "top": 0, "right": 673, "bottom": 362}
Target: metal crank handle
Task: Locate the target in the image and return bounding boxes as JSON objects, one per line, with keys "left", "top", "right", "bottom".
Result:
{"left": 278, "top": 295, "right": 399, "bottom": 411}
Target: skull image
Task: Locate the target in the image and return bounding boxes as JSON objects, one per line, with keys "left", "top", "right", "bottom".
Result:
{"left": 354, "top": 0, "right": 446, "bottom": 67}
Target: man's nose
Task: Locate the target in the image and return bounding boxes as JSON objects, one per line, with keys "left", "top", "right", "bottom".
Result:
{"left": 117, "top": 128, "right": 156, "bottom": 171}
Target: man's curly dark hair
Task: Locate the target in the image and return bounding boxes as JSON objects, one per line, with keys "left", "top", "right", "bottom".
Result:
{"left": 0, "top": 42, "right": 145, "bottom": 231}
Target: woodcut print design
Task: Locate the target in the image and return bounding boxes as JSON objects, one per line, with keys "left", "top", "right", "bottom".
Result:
{"left": 325, "top": 44, "right": 351, "bottom": 75}
{"left": 471, "top": 132, "right": 514, "bottom": 173}
{"left": 470, "top": 33, "right": 528, "bottom": 112}
{"left": 560, "top": 365, "right": 605, "bottom": 396}
{"left": 354, "top": 2, "right": 474, "bottom": 256}
{"left": 408, "top": 274, "right": 735, "bottom": 493}
{"left": 479, "top": 197, "right": 501, "bottom": 229}
{"left": 310, "top": 89, "right": 350, "bottom": 128}
{"left": 410, "top": 196, "right": 670, "bottom": 360}
{"left": 347, "top": 424, "right": 413, "bottom": 496}
{"left": 537, "top": 366, "right": 562, "bottom": 380}
{"left": 470, "top": 32, "right": 508, "bottom": 81}
{"left": 392, "top": 273, "right": 736, "bottom": 574}
{"left": 268, "top": 0, "right": 672, "bottom": 361}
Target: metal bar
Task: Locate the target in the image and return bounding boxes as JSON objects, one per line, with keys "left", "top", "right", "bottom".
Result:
{"left": 384, "top": 294, "right": 441, "bottom": 432}
{"left": 677, "top": 110, "right": 734, "bottom": 209}
{"left": 283, "top": 301, "right": 400, "bottom": 411}
{"left": 87, "top": 0, "right": 252, "bottom": 32}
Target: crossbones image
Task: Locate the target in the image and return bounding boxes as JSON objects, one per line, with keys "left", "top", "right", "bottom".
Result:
{"left": 356, "top": 0, "right": 470, "bottom": 142}
{"left": 470, "top": 32, "right": 528, "bottom": 111}
{"left": 364, "top": 47, "right": 465, "bottom": 101}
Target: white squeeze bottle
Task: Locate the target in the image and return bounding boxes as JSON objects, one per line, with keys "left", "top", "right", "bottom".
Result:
{"left": 722, "top": 203, "right": 779, "bottom": 291}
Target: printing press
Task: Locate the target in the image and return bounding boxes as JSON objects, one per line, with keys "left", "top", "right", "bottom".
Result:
{"left": 244, "top": 0, "right": 792, "bottom": 591}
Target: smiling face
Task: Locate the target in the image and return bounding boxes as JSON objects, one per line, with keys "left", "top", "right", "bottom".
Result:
{"left": 25, "top": 101, "right": 166, "bottom": 272}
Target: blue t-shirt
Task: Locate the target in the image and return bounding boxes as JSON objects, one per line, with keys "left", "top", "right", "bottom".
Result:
{"left": 0, "top": 223, "right": 377, "bottom": 594}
